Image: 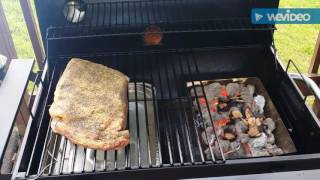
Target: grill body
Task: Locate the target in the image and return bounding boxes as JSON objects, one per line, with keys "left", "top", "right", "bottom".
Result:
{"left": 12, "top": 0, "right": 320, "bottom": 179}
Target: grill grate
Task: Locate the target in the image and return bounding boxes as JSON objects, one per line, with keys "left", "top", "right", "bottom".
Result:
{"left": 47, "top": 0, "right": 274, "bottom": 39}
{"left": 25, "top": 50, "right": 232, "bottom": 178}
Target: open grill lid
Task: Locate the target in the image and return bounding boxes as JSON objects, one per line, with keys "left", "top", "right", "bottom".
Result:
{"left": 34, "top": 0, "right": 279, "bottom": 59}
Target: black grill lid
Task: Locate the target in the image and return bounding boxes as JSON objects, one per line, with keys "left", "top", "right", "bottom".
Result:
{"left": 35, "top": 0, "right": 279, "bottom": 56}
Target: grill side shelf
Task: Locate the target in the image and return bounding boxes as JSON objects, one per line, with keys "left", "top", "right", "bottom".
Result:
{"left": 0, "top": 60, "right": 34, "bottom": 177}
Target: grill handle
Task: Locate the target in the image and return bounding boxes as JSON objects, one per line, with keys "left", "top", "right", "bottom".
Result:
{"left": 289, "top": 73, "right": 320, "bottom": 103}
{"left": 286, "top": 60, "right": 320, "bottom": 103}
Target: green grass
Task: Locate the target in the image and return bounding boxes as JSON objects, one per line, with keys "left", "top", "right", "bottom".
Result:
{"left": 2, "top": 0, "right": 320, "bottom": 74}
{"left": 2, "top": 0, "right": 35, "bottom": 60}
{"left": 2, "top": 0, "right": 39, "bottom": 73}
{"left": 275, "top": 0, "right": 320, "bottom": 73}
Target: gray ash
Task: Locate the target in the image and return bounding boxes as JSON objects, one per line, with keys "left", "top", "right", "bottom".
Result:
{"left": 192, "top": 81, "right": 284, "bottom": 160}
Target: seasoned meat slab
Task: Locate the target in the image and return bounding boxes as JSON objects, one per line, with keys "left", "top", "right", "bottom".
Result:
{"left": 49, "top": 58, "right": 130, "bottom": 150}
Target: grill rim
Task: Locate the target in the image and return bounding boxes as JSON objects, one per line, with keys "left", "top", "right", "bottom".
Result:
{"left": 16, "top": 153, "right": 320, "bottom": 179}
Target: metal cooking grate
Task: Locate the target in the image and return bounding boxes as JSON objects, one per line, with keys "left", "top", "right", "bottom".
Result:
{"left": 47, "top": 0, "right": 274, "bottom": 39}
{"left": 25, "top": 50, "right": 228, "bottom": 178}
{"left": 37, "top": 82, "right": 161, "bottom": 175}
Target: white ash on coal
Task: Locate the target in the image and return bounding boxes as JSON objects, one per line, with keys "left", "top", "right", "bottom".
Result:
{"left": 191, "top": 80, "right": 284, "bottom": 160}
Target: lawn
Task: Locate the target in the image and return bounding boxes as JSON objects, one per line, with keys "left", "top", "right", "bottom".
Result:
{"left": 275, "top": 0, "right": 320, "bottom": 73}
{"left": 2, "top": 0, "right": 320, "bottom": 73}
{"left": 2, "top": 0, "right": 35, "bottom": 60}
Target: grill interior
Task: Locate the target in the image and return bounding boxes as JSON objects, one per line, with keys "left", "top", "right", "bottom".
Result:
{"left": 32, "top": 50, "right": 229, "bottom": 177}
{"left": 17, "top": 47, "right": 320, "bottom": 179}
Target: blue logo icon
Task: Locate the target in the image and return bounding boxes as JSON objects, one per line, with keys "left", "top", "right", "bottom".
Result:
{"left": 251, "top": 8, "right": 320, "bottom": 24}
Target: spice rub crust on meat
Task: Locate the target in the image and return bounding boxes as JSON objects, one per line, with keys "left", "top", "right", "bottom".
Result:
{"left": 49, "top": 58, "right": 130, "bottom": 150}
